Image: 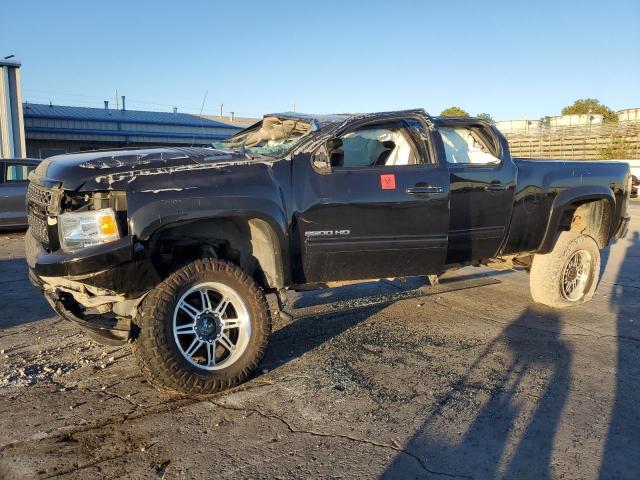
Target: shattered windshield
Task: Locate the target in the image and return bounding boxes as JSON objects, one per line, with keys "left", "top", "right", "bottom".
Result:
{"left": 213, "top": 116, "right": 316, "bottom": 158}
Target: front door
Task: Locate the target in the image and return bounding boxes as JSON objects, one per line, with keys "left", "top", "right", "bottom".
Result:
{"left": 292, "top": 118, "right": 450, "bottom": 283}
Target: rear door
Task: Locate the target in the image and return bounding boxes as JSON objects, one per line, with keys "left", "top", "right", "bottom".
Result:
{"left": 0, "top": 161, "right": 36, "bottom": 228}
{"left": 436, "top": 122, "right": 517, "bottom": 263}
{"left": 292, "top": 116, "right": 450, "bottom": 283}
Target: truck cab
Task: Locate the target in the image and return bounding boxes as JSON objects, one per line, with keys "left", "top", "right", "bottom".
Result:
{"left": 291, "top": 111, "right": 517, "bottom": 283}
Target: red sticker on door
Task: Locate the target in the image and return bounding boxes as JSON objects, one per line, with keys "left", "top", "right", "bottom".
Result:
{"left": 380, "top": 174, "right": 396, "bottom": 190}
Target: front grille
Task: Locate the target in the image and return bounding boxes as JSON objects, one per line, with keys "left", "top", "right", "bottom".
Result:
{"left": 28, "top": 212, "right": 49, "bottom": 245}
{"left": 26, "top": 183, "right": 59, "bottom": 247}
{"left": 27, "top": 183, "right": 53, "bottom": 209}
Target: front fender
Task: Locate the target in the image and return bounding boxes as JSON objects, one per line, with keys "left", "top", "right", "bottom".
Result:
{"left": 128, "top": 194, "right": 291, "bottom": 285}
{"left": 538, "top": 185, "right": 615, "bottom": 253}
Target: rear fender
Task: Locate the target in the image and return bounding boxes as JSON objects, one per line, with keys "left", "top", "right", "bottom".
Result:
{"left": 539, "top": 185, "right": 615, "bottom": 253}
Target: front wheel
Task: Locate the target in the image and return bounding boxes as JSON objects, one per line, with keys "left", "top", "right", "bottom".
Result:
{"left": 131, "top": 258, "right": 271, "bottom": 395}
{"left": 529, "top": 231, "right": 601, "bottom": 308}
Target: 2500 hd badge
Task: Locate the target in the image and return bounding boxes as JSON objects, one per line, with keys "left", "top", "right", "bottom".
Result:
{"left": 26, "top": 109, "right": 631, "bottom": 395}
{"left": 305, "top": 230, "right": 351, "bottom": 237}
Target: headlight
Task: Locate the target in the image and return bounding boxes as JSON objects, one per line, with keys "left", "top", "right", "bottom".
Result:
{"left": 58, "top": 208, "right": 120, "bottom": 252}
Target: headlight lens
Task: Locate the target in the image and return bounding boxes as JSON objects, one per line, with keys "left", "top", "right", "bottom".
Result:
{"left": 58, "top": 208, "right": 120, "bottom": 251}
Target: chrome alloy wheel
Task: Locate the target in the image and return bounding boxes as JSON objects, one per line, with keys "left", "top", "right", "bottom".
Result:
{"left": 560, "top": 250, "right": 592, "bottom": 302}
{"left": 172, "top": 282, "right": 251, "bottom": 370}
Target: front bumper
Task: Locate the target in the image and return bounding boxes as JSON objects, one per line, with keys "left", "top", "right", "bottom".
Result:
{"left": 26, "top": 231, "right": 159, "bottom": 296}
{"left": 26, "top": 230, "right": 159, "bottom": 339}
{"left": 33, "top": 235, "right": 136, "bottom": 277}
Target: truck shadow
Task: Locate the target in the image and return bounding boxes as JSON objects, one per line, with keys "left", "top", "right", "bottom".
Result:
{"left": 599, "top": 231, "right": 640, "bottom": 479}
{"left": 260, "top": 272, "right": 575, "bottom": 478}
{"left": 0, "top": 258, "right": 53, "bottom": 328}
{"left": 379, "top": 305, "right": 571, "bottom": 479}
{"left": 375, "top": 230, "right": 640, "bottom": 479}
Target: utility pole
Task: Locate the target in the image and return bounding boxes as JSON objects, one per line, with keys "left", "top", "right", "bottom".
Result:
{"left": 292, "top": 101, "right": 296, "bottom": 113}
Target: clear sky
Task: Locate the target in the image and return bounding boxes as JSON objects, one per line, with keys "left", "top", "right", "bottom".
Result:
{"left": 2, "top": 0, "right": 639, "bottom": 121}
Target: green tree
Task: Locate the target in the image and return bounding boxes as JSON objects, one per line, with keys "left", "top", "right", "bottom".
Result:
{"left": 440, "top": 106, "right": 469, "bottom": 117}
{"left": 561, "top": 98, "right": 618, "bottom": 123}
{"left": 477, "top": 112, "right": 495, "bottom": 123}
{"left": 598, "top": 136, "right": 633, "bottom": 159}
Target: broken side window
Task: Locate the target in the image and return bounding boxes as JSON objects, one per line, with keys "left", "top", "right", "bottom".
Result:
{"left": 440, "top": 127, "right": 500, "bottom": 165}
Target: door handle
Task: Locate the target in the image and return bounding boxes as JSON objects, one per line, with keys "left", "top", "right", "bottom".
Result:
{"left": 406, "top": 185, "right": 444, "bottom": 195}
{"left": 485, "top": 181, "right": 508, "bottom": 192}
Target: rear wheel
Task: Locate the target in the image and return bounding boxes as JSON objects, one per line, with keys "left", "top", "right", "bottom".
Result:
{"left": 131, "top": 258, "right": 271, "bottom": 395}
{"left": 530, "top": 231, "right": 600, "bottom": 308}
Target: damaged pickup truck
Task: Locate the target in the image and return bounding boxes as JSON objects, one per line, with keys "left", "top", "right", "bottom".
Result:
{"left": 26, "top": 109, "right": 631, "bottom": 395}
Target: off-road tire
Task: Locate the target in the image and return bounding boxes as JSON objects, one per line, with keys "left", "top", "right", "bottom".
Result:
{"left": 130, "top": 258, "right": 271, "bottom": 395}
{"left": 530, "top": 231, "right": 600, "bottom": 308}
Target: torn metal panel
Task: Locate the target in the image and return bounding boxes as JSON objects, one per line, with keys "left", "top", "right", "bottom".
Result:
{"left": 40, "top": 274, "right": 126, "bottom": 307}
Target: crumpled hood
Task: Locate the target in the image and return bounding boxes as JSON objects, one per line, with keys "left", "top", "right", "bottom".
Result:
{"left": 32, "top": 146, "right": 252, "bottom": 190}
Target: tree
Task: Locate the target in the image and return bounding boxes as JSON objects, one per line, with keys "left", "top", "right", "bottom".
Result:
{"left": 561, "top": 98, "right": 618, "bottom": 123}
{"left": 440, "top": 106, "right": 469, "bottom": 117}
{"left": 476, "top": 112, "right": 495, "bottom": 123}
{"left": 598, "top": 136, "right": 633, "bottom": 159}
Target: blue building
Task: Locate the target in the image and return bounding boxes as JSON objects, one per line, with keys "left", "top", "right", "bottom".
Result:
{"left": 22, "top": 102, "right": 249, "bottom": 158}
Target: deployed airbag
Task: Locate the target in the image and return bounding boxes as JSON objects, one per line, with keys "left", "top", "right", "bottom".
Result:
{"left": 243, "top": 117, "right": 311, "bottom": 147}
{"left": 341, "top": 128, "right": 414, "bottom": 167}
{"left": 440, "top": 127, "right": 500, "bottom": 165}
{"left": 216, "top": 115, "right": 314, "bottom": 158}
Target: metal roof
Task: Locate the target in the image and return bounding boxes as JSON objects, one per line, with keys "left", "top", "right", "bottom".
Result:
{"left": 22, "top": 103, "right": 238, "bottom": 129}
{"left": 0, "top": 58, "right": 21, "bottom": 68}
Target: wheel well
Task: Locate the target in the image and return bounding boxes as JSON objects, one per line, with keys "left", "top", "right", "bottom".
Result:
{"left": 561, "top": 199, "right": 611, "bottom": 248}
{"left": 147, "top": 217, "right": 284, "bottom": 289}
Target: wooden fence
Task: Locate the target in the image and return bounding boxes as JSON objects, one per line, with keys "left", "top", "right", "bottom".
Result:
{"left": 503, "top": 123, "right": 640, "bottom": 160}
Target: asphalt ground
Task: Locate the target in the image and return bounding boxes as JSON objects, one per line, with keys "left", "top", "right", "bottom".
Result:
{"left": 0, "top": 204, "right": 638, "bottom": 479}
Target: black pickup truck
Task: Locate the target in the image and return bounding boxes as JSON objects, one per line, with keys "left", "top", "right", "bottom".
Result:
{"left": 25, "top": 109, "right": 631, "bottom": 394}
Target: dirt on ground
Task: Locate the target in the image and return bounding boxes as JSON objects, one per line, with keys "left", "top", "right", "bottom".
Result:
{"left": 0, "top": 205, "right": 639, "bottom": 479}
